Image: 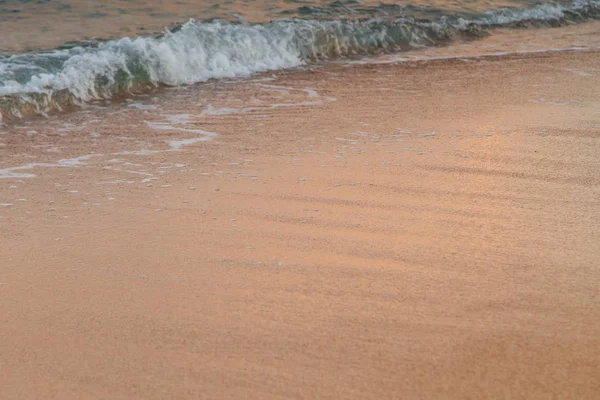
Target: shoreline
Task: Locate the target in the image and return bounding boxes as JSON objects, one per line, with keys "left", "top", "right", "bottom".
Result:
{"left": 1, "top": 26, "right": 600, "bottom": 399}
{"left": 2, "top": 20, "right": 600, "bottom": 126}
{"left": 0, "top": 0, "right": 563, "bottom": 53}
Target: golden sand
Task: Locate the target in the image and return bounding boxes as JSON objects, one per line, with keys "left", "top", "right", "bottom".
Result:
{"left": 1, "top": 27, "right": 599, "bottom": 398}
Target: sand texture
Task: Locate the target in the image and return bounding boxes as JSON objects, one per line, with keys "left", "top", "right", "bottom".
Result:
{"left": 1, "top": 27, "right": 599, "bottom": 398}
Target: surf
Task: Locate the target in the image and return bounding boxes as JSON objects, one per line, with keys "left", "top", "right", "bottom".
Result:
{"left": 0, "top": 0, "right": 598, "bottom": 122}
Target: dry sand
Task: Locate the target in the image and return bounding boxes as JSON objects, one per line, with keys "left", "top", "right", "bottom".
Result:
{"left": 1, "top": 26, "right": 600, "bottom": 399}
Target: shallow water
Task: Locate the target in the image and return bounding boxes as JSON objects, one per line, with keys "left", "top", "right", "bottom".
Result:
{"left": 1, "top": 21, "right": 598, "bottom": 179}
{"left": 2, "top": 0, "right": 558, "bottom": 55}
{"left": 0, "top": 0, "right": 535, "bottom": 51}
{"left": 0, "top": 0, "right": 598, "bottom": 123}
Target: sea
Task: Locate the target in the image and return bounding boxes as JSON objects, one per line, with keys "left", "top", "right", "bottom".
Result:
{"left": 0, "top": 0, "right": 598, "bottom": 122}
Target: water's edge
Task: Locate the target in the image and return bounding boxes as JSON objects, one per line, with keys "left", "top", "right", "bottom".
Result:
{"left": 0, "top": 0, "right": 598, "bottom": 123}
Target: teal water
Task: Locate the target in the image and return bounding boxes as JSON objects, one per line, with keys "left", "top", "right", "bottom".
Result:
{"left": 0, "top": 0, "right": 598, "bottom": 121}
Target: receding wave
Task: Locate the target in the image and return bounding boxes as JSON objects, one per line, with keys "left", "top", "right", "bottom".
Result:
{"left": 0, "top": 0, "right": 598, "bottom": 122}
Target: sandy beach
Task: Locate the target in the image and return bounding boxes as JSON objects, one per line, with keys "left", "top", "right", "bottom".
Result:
{"left": 1, "top": 23, "right": 600, "bottom": 399}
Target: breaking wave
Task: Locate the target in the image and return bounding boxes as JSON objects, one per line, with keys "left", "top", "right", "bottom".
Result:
{"left": 0, "top": 0, "right": 598, "bottom": 122}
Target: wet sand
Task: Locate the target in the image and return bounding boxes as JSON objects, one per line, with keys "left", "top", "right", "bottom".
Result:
{"left": 1, "top": 27, "right": 600, "bottom": 399}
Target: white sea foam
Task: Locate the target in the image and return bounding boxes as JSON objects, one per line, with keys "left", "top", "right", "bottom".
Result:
{"left": 128, "top": 103, "right": 160, "bottom": 110}
{"left": 168, "top": 137, "right": 210, "bottom": 149}
{"left": 0, "top": 0, "right": 597, "bottom": 106}
{"left": 0, "top": 154, "right": 103, "bottom": 179}
{"left": 144, "top": 119, "right": 218, "bottom": 148}
{"left": 0, "top": 20, "right": 303, "bottom": 100}
{"left": 566, "top": 68, "right": 594, "bottom": 76}
{"left": 346, "top": 46, "right": 599, "bottom": 65}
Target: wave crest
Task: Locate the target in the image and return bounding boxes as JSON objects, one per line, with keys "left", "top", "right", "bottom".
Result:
{"left": 0, "top": 0, "right": 598, "bottom": 122}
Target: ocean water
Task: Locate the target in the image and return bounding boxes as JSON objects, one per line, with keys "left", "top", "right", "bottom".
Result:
{"left": 0, "top": 0, "right": 599, "bottom": 122}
